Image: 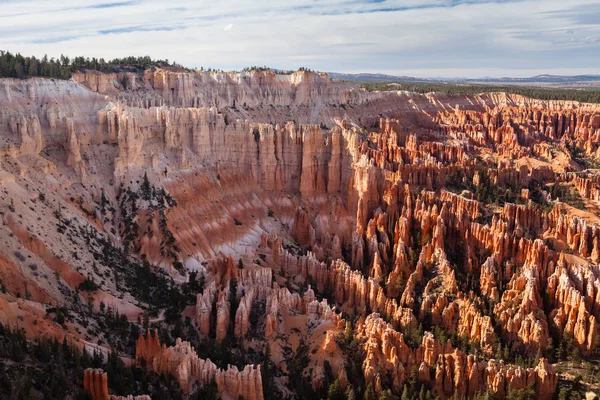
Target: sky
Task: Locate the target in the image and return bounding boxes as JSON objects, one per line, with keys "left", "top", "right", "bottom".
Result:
{"left": 0, "top": 0, "right": 599, "bottom": 78}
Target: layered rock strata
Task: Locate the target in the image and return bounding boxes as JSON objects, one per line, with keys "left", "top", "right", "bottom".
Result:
{"left": 2, "top": 70, "right": 600, "bottom": 399}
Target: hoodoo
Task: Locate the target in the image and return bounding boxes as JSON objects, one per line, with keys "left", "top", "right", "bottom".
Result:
{"left": 1, "top": 63, "right": 599, "bottom": 398}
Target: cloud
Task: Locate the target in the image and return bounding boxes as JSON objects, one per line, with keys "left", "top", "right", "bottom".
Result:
{"left": 87, "top": 1, "right": 138, "bottom": 9}
{"left": 542, "top": 3, "right": 600, "bottom": 26}
{"left": 99, "top": 26, "right": 179, "bottom": 35}
{"left": 0, "top": 0, "right": 598, "bottom": 77}
{"left": 31, "top": 36, "right": 82, "bottom": 44}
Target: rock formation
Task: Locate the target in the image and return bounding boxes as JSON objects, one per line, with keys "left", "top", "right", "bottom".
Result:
{"left": 84, "top": 369, "right": 109, "bottom": 400}
{"left": 84, "top": 368, "right": 150, "bottom": 400}
{"left": 3, "top": 69, "right": 600, "bottom": 399}
{"left": 357, "top": 314, "right": 557, "bottom": 399}
{"left": 136, "top": 334, "right": 264, "bottom": 400}
{"left": 135, "top": 329, "right": 162, "bottom": 367}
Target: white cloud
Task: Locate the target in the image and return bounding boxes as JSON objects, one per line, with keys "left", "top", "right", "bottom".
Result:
{"left": 0, "top": 0, "right": 598, "bottom": 77}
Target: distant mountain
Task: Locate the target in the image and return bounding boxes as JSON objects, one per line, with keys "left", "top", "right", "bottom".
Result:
{"left": 468, "top": 75, "right": 600, "bottom": 84}
{"left": 327, "top": 72, "right": 431, "bottom": 82}
{"left": 328, "top": 72, "right": 600, "bottom": 85}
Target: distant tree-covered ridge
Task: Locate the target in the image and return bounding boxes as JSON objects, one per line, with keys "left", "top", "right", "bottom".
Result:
{"left": 0, "top": 50, "right": 184, "bottom": 79}
{"left": 359, "top": 80, "right": 600, "bottom": 104}
{"left": 0, "top": 51, "right": 319, "bottom": 81}
{"left": 242, "top": 66, "right": 314, "bottom": 74}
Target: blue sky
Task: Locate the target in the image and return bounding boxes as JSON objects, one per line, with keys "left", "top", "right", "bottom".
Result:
{"left": 0, "top": 0, "right": 599, "bottom": 78}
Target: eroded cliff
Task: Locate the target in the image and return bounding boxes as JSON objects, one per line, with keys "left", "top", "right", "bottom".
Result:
{"left": 2, "top": 68, "right": 600, "bottom": 398}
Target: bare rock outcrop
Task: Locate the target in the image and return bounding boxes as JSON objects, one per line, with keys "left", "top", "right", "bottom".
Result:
{"left": 357, "top": 314, "right": 557, "bottom": 399}
{"left": 4, "top": 71, "right": 600, "bottom": 400}
{"left": 84, "top": 369, "right": 109, "bottom": 400}
{"left": 135, "top": 329, "right": 162, "bottom": 367}
{"left": 150, "top": 338, "right": 264, "bottom": 400}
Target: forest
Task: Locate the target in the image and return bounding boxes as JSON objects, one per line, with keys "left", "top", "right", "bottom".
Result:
{"left": 358, "top": 80, "right": 600, "bottom": 104}
{"left": 0, "top": 50, "right": 181, "bottom": 79}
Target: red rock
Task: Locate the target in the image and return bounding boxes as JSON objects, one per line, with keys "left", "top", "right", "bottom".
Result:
{"left": 84, "top": 369, "right": 109, "bottom": 400}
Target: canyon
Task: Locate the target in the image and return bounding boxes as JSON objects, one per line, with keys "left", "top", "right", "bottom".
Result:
{"left": 1, "top": 67, "right": 600, "bottom": 399}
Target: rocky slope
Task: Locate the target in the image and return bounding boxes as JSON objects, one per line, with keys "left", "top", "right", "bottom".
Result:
{"left": 1, "top": 67, "right": 600, "bottom": 398}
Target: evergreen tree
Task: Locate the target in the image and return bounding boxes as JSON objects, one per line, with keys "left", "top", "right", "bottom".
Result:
{"left": 401, "top": 385, "right": 410, "bottom": 400}
{"left": 346, "top": 386, "right": 357, "bottom": 400}
{"left": 327, "top": 379, "right": 345, "bottom": 400}
{"left": 364, "top": 383, "right": 378, "bottom": 400}
{"left": 0, "top": 50, "right": 180, "bottom": 80}
{"left": 141, "top": 172, "right": 151, "bottom": 201}
{"left": 262, "top": 343, "right": 274, "bottom": 399}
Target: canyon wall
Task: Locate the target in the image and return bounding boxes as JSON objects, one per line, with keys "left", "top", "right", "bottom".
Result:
{"left": 2, "top": 70, "right": 600, "bottom": 398}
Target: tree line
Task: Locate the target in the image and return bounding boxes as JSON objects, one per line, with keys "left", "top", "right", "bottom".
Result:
{"left": 0, "top": 50, "right": 182, "bottom": 80}
{"left": 359, "top": 80, "right": 600, "bottom": 104}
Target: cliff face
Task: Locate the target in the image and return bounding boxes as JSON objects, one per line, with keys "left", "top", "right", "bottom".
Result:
{"left": 100, "top": 103, "right": 358, "bottom": 190}
{"left": 2, "top": 69, "right": 600, "bottom": 399}
{"left": 73, "top": 69, "right": 364, "bottom": 109}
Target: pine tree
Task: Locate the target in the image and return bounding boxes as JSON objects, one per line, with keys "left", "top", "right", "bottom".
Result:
{"left": 100, "top": 189, "right": 108, "bottom": 212}
{"left": 15, "top": 62, "right": 24, "bottom": 78}
{"left": 327, "top": 379, "right": 344, "bottom": 400}
{"left": 142, "top": 311, "right": 150, "bottom": 330}
{"left": 28, "top": 57, "right": 38, "bottom": 76}
{"left": 346, "top": 386, "right": 357, "bottom": 400}
{"left": 344, "top": 321, "right": 354, "bottom": 343}
{"left": 262, "top": 343, "right": 274, "bottom": 399}
{"left": 401, "top": 385, "right": 410, "bottom": 400}
{"left": 141, "top": 172, "right": 151, "bottom": 201}
{"left": 364, "top": 383, "right": 377, "bottom": 400}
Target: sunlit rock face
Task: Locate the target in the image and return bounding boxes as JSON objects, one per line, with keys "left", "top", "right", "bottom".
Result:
{"left": 4, "top": 68, "right": 600, "bottom": 399}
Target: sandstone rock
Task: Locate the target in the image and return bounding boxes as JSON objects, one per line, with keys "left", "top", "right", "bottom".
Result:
{"left": 135, "top": 329, "right": 162, "bottom": 367}
{"left": 84, "top": 368, "right": 109, "bottom": 400}
{"left": 3, "top": 71, "right": 599, "bottom": 400}
{"left": 357, "top": 314, "right": 557, "bottom": 398}
{"left": 150, "top": 338, "right": 263, "bottom": 399}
